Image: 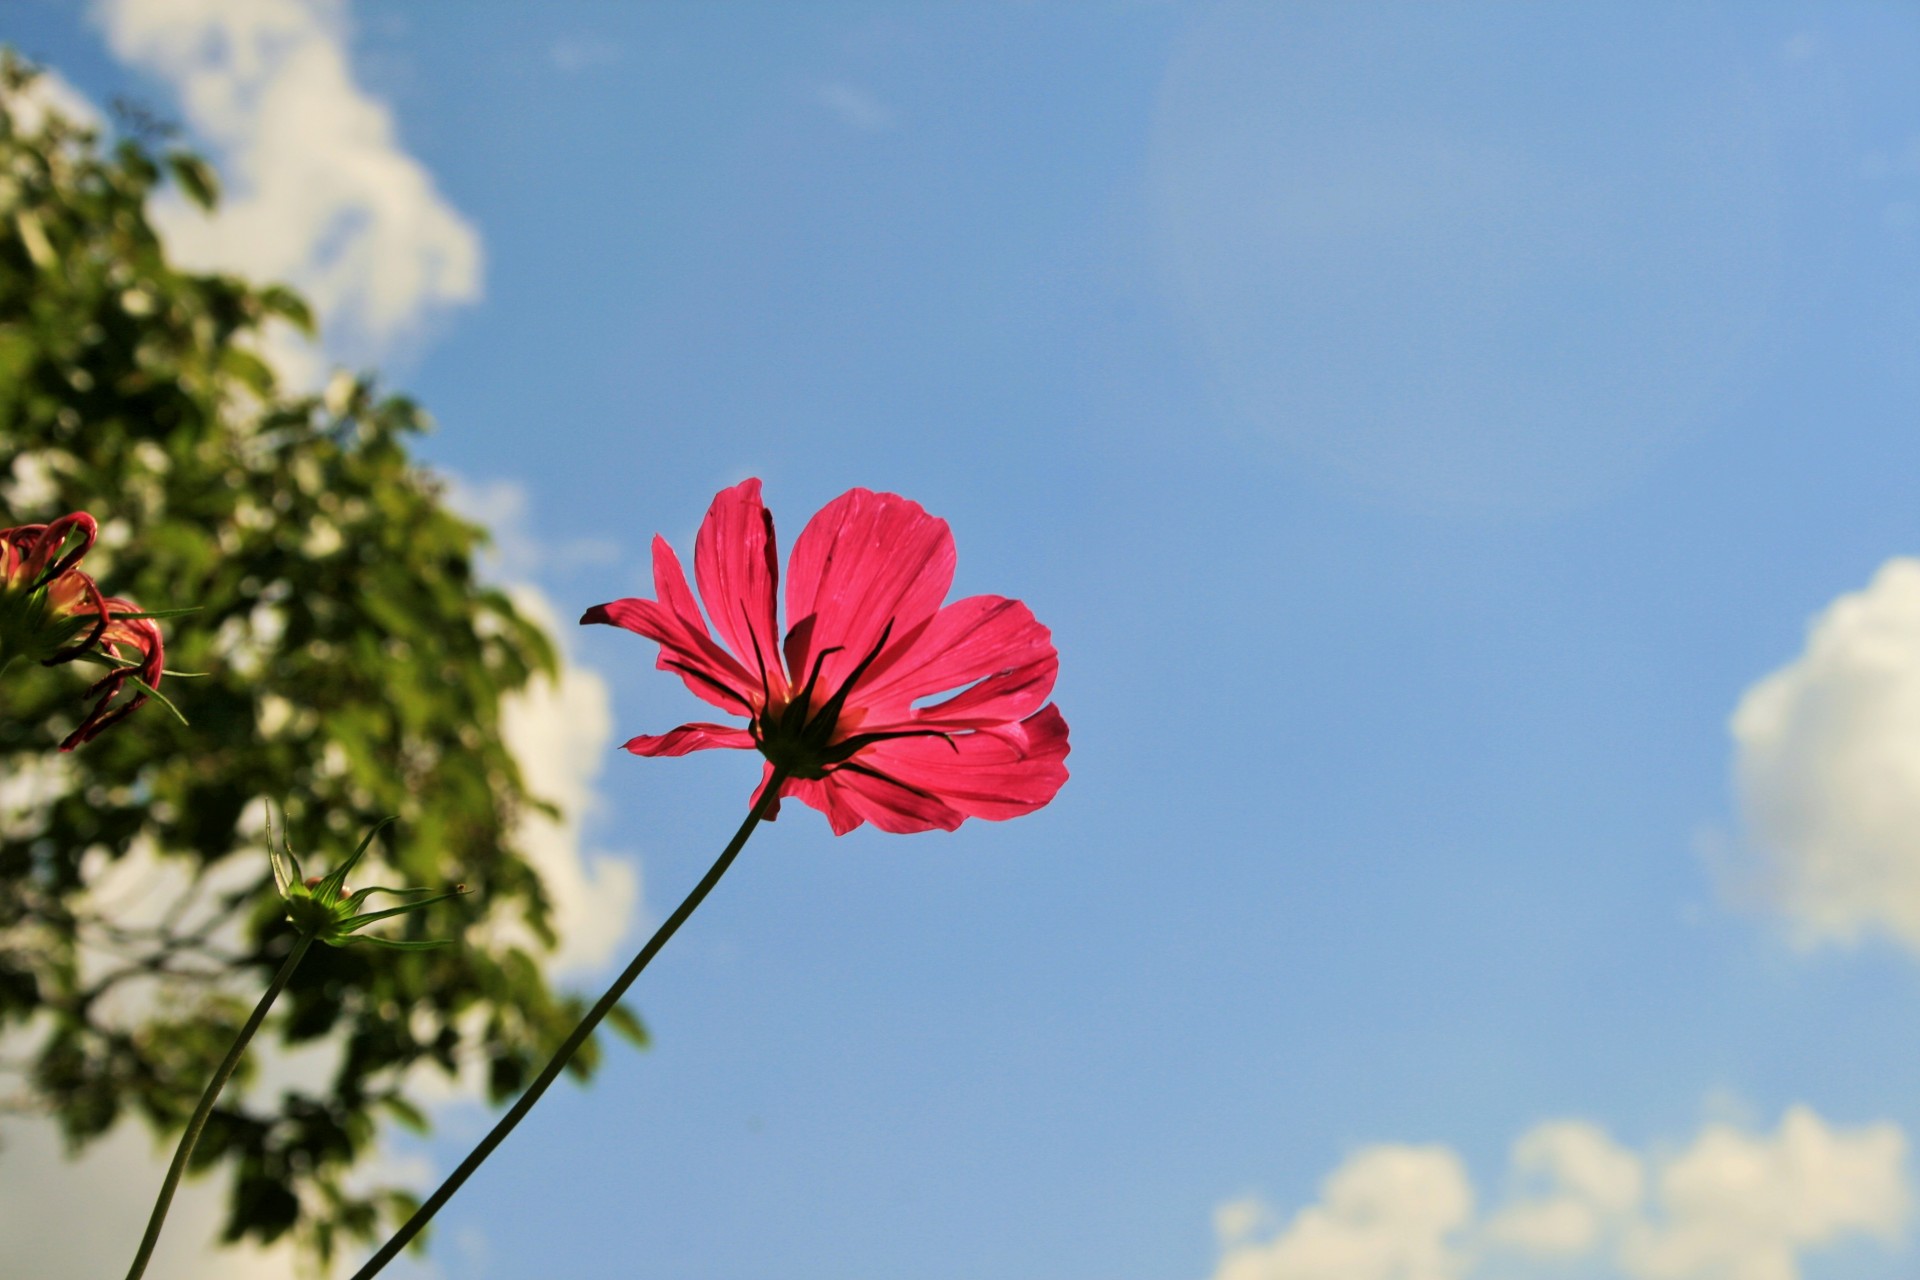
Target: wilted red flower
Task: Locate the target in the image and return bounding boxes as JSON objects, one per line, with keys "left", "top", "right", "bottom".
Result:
{"left": 584, "top": 479, "right": 1069, "bottom": 834}
{"left": 0, "top": 512, "right": 166, "bottom": 750}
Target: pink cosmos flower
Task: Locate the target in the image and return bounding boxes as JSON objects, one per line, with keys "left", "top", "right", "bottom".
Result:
{"left": 583, "top": 480, "right": 1068, "bottom": 834}
{"left": 0, "top": 512, "right": 166, "bottom": 750}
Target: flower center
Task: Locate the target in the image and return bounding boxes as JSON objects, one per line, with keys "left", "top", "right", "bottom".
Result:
{"left": 747, "top": 618, "right": 963, "bottom": 781}
{"left": 750, "top": 622, "right": 895, "bottom": 779}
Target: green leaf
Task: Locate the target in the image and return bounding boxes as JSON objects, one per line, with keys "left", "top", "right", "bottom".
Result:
{"left": 258, "top": 284, "right": 316, "bottom": 337}
{"left": 379, "top": 1095, "right": 429, "bottom": 1134}
{"left": 165, "top": 152, "right": 220, "bottom": 211}
{"left": 0, "top": 61, "right": 598, "bottom": 1264}
{"left": 605, "top": 1002, "right": 650, "bottom": 1049}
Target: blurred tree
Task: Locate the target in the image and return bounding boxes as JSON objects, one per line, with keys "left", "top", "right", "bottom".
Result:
{"left": 0, "top": 55, "right": 642, "bottom": 1265}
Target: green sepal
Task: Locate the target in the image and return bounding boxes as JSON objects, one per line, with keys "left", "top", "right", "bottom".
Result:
{"left": 313, "top": 817, "right": 395, "bottom": 903}
{"left": 341, "top": 884, "right": 434, "bottom": 913}
{"left": 126, "top": 675, "right": 189, "bottom": 725}
{"left": 268, "top": 816, "right": 469, "bottom": 949}
{"left": 107, "top": 606, "right": 203, "bottom": 621}
{"left": 266, "top": 810, "right": 304, "bottom": 899}
{"left": 337, "top": 886, "right": 469, "bottom": 934}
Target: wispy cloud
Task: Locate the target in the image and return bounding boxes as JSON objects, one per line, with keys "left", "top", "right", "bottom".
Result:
{"left": 447, "top": 476, "right": 621, "bottom": 581}
{"left": 813, "top": 81, "right": 897, "bottom": 133}
{"left": 1148, "top": 7, "right": 1783, "bottom": 514}
{"left": 550, "top": 35, "right": 620, "bottom": 74}
{"left": 1212, "top": 1106, "right": 1909, "bottom": 1280}
{"left": 93, "top": 0, "right": 482, "bottom": 376}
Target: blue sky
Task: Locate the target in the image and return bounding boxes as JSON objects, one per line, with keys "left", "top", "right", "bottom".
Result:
{"left": 9, "top": 3, "right": 1920, "bottom": 1278}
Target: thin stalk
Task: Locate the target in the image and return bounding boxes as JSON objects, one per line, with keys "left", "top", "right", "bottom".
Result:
{"left": 350, "top": 772, "right": 788, "bottom": 1279}
{"left": 124, "top": 930, "right": 318, "bottom": 1280}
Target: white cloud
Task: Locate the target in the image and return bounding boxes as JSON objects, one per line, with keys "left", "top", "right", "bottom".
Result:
{"left": 1728, "top": 558, "right": 1920, "bottom": 950}
{"left": 497, "top": 583, "right": 640, "bottom": 977}
{"left": 1, "top": 511, "right": 628, "bottom": 1278}
{"left": 3, "top": 8, "right": 614, "bottom": 1268}
{"left": 1621, "top": 1107, "right": 1908, "bottom": 1280}
{"left": 0, "top": 827, "right": 442, "bottom": 1279}
{"left": 9, "top": 64, "right": 104, "bottom": 134}
{"left": 1485, "top": 1120, "right": 1641, "bottom": 1255}
{"left": 445, "top": 475, "right": 639, "bottom": 979}
{"left": 0, "top": 1116, "right": 304, "bottom": 1280}
{"left": 1211, "top": 1108, "right": 1909, "bottom": 1280}
{"left": 1215, "top": 1145, "right": 1473, "bottom": 1280}
{"left": 92, "top": 0, "right": 482, "bottom": 374}
{"left": 0, "top": 1110, "right": 444, "bottom": 1279}
{"left": 814, "top": 81, "right": 897, "bottom": 133}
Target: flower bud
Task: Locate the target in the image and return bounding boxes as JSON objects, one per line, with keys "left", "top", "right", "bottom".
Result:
{"left": 268, "top": 816, "right": 470, "bottom": 950}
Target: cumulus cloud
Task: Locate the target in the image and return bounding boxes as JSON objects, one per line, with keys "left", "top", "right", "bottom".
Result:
{"left": 3, "top": 9, "right": 617, "bottom": 1264}
{"left": 496, "top": 584, "right": 640, "bottom": 977}
{"left": 0, "top": 1099, "right": 441, "bottom": 1279}
{"left": 0, "top": 518, "right": 633, "bottom": 1273}
{"left": 1728, "top": 559, "right": 1920, "bottom": 950}
{"left": 0, "top": 513, "right": 630, "bottom": 1274}
{"left": 446, "top": 475, "right": 639, "bottom": 978}
{"left": 0, "top": 825, "right": 443, "bottom": 1279}
{"left": 92, "top": 0, "right": 482, "bottom": 375}
{"left": 0, "top": 1117, "right": 304, "bottom": 1280}
{"left": 1210, "top": 1107, "right": 1909, "bottom": 1280}
{"left": 1484, "top": 1120, "right": 1641, "bottom": 1255}
{"left": 1215, "top": 1146, "right": 1473, "bottom": 1280}
{"left": 9, "top": 63, "right": 104, "bottom": 134}
{"left": 1621, "top": 1107, "right": 1908, "bottom": 1280}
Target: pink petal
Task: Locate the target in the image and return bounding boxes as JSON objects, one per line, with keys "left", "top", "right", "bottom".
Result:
{"left": 582, "top": 537, "right": 757, "bottom": 714}
{"left": 621, "top": 723, "right": 756, "bottom": 756}
{"left": 27, "top": 513, "right": 96, "bottom": 588}
{"left": 818, "top": 768, "right": 968, "bottom": 834}
{"left": 750, "top": 761, "right": 784, "bottom": 821}
{"left": 853, "top": 704, "right": 1069, "bottom": 822}
{"left": 781, "top": 775, "right": 868, "bottom": 835}
{"left": 694, "top": 479, "right": 783, "bottom": 696}
{"left": 782, "top": 489, "right": 956, "bottom": 700}
{"left": 852, "top": 595, "right": 1057, "bottom": 722}
{"left": 912, "top": 656, "right": 1058, "bottom": 728}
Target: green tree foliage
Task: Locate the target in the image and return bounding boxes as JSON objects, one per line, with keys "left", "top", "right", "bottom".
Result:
{"left": 0, "top": 56, "right": 641, "bottom": 1264}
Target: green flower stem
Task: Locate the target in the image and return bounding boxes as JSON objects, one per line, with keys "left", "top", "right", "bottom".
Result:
{"left": 349, "top": 771, "right": 789, "bottom": 1280}
{"left": 124, "top": 928, "right": 318, "bottom": 1280}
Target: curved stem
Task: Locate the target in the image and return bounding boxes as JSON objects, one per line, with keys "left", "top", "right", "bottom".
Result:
{"left": 124, "top": 929, "right": 317, "bottom": 1280}
{"left": 350, "top": 772, "right": 788, "bottom": 1279}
